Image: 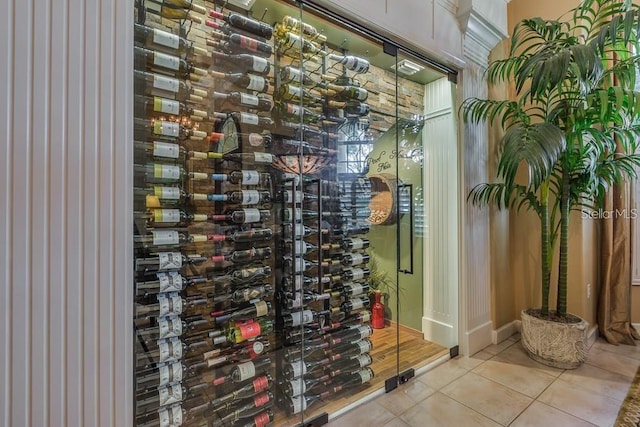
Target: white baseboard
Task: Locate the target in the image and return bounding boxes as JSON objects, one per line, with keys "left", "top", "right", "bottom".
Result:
{"left": 464, "top": 321, "right": 493, "bottom": 356}
{"left": 492, "top": 320, "right": 519, "bottom": 344}
{"left": 587, "top": 325, "right": 598, "bottom": 349}
{"left": 422, "top": 316, "right": 456, "bottom": 348}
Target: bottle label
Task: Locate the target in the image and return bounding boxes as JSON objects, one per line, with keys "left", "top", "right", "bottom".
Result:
{"left": 360, "top": 311, "right": 372, "bottom": 322}
{"left": 238, "top": 321, "right": 261, "bottom": 340}
{"left": 291, "top": 396, "right": 307, "bottom": 414}
{"left": 159, "top": 362, "right": 183, "bottom": 387}
{"left": 158, "top": 293, "right": 183, "bottom": 317}
{"left": 251, "top": 56, "right": 269, "bottom": 73}
{"left": 240, "top": 93, "right": 259, "bottom": 106}
{"left": 158, "top": 338, "right": 183, "bottom": 363}
{"left": 154, "top": 164, "right": 180, "bottom": 180}
{"left": 348, "top": 254, "right": 365, "bottom": 266}
{"left": 237, "top": 361, "right": 256, "bottom": 381}
{"left": 285, "top": 32, "right": 303, "bottom": 49}
{"left": 290, "top": 310, "right": 313, "bottom": 327}
{"left": 357, "top": 339, "right": 372, "bottom": 354}
{"left": 158, "top": 252, "right": 183, "bottom": 270}
{"left": 154, "top": 208, "right": 180, "bottom": 223}
{"left": 288, "top": 67, "right": 302, "bottom": 83}
{"left": 253, "top": 152, "right": 273, "bottom": 163}
{"left": 254, "top": 392, "right": 270, "bottom": 407}
{"left": 349, "top": 283, "right": 364, "bottom": 295}
{"left": 144, "top": 0, "right": 162, "bottom": 13}
{"left": 153, "top": 51, "right": 180, "bottom": 71}
{"left": 254, "top": 411, "right": 270, "bottom": 427}
{"left": 287, "top": 103, "right": 301, "bottom": 115}
{"left": 154, "top": 120, "right": 179, "bottom": 138}
{"left": 289, "top": 294, "right": 302, "bottom": 309}
{"left": 158, "top": 384, "right": 183, "bottom": 406}
{"left": 350, "top": 298, "right": 365, "bottom": 311}
{"left": 290, "top": 360, "right": 307, "bottom": 378}
{"left": 158, "top": 316, "right": 182, "bottom": 339}
{"left": 240, "top": 113, "right": 260, "bottom": 125}
{"left": 241, "top": 170, "right": 260, "bottom": 185}
{"left": 246, "top": 75, "right": 265, "bottom": 91}
{"left": 288, "top": 379, "right": 305, "bottom": 397}
{"left": 152, "top": 141, "right": 180, "bottom": 159}
{"left": 153, "top": 28, "right": 180, "bottom": 50}
{"left": 356, "top": 354, "right": 372, "bottom": 368}
{"left": 248, "top": 133, "right": 264, "bottom": 147}
{"left": 250, "top": 340, "right": 265, "bottom": 357}
{"left": 154, "top": 185, "right": 180, "bottom": 200}
{"left": 242, "top": 208, "right": 261, "bottom": 223}
{"left": 153, "top": 74, "right": 179, "bottom": 93}
{"left": 153, "top": 97, "right": 180, "bottom": 116}
{"left": 254, "top": 300, "right": 268, "bottom": 317}
{"left": 358, "top": 368, "right": 373, "bottom": 383}
{"left": 293, "top": 275, "right": 303, "bottom": 291}
{"left": 253, "top": 375, "right": 269, "bottom": 392}
{"left": 288, "top": 85, "right": 302, "bottom": 97}
{"left": 350, "top": 238, "right": 365, "bottom": 249}
{"left": 158, "top": 405, "right": 183, "bottom": 427}
{"left": 238, "top": 36, "right": 258, "bottom": 52}
{"left": 158, "top": 271, "right": 182, "bottom": 292}
{"left": 350, "top": 268, "right": 365, "bottom": 280}
{"left": 241, "top": 190, "right": 260, "bottom": 205}
{"left": 152, "top": 230, "right": 179, "bottom": 246}
{"left": 294, "top": 240, "right": 307, "bottom": 255}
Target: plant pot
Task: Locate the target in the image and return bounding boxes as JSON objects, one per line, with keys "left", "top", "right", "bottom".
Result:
{"left": 520, "top": 309, "right": 588, "bottom": 369}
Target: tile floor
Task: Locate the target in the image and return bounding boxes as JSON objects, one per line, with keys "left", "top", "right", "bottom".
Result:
{"left": 327, "top": 334, "right": 640, "bottom": 427}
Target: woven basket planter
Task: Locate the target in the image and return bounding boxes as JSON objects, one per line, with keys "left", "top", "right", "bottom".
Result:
{"left": 520, "top": 309, "right": 588, "bottom": 369}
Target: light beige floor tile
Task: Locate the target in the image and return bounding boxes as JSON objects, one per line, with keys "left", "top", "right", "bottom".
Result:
{"left": 492, "top": 343, "right": 565, "bottom": 377}
{"left": 482, "top": 337, "right": 518, "bottom": 355}
{"left": 559, "top": 362, "right": 632, "bottom": 401}
{"left": 586, "top": 345, "right": 640, "bottom": 378}
{"left": 399, "top": 392, "right": 501, "bottom": 427}
{"left": 454, "top": 351, "right": 494, "bottom": 369}
{"left": 440, "top": 372, "right": 533, "bottom": 425}
{"left": 381, "top": 417, "right": 412, "bottom": 427}
{"left": 592, "top": 338, "right": 640, "bottom": 361}
{"left": 537, "top": 377, "right": 622, "bottom": 426}
{"left": 510, "top": 401, "right": 597, "bottom": 427}
{"left": 326, "top": 400, "right": 396, "bottom": 427}
{"left": 416, "top": 359, "right": 471, "bottom": 390}
{"left": 472, "top": 357, "right": 557, "bottom": 398}
{"left": 375, "top": 380, "right": 436, "bottom": 416}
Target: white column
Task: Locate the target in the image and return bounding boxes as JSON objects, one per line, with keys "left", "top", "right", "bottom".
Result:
{"left": 457, "top": 0, "right": 510, "bottom": 355}
{"left": 0, "top": 0, "right": 132, "bottom": 425}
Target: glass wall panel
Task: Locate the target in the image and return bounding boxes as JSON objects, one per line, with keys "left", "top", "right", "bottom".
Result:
{"left": 131, "top": 1, "right": 454, "bottom": 426}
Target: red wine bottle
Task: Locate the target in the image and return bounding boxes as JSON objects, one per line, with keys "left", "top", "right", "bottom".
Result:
{"left": 206, "top": 228, "right": 274, "bottom": 243}
{"left": 134, "top": 70, "right": 208, "bottom": 101}
{"left": 331, "top": 296, "right": 370, "bottom": 315}
{"left": 210, "top": 246, "right": 272, "bottom": 263}
{"left": 134, "top": 117, "right": 208, "bottom": 141}
{"left": 207, "top": 209, "right": 271, "bottom": 225}
{"left": 208, "top": 9, "right": 273, "bottom": 39}
{"left": 282, "top": 356, "right": 330, "bottom": 380}
{"left": 212, "top": 356, "right": 272, "bottom": 385}
{"left": 134, "top": 94, "right": 209, "bottom": 120}
{"left": 135, "top": 272, "right": 207, "bottom": 296}
{"left": 282, "top": 374, "right": 331, "bottom": 397}
{"left": 328, "top": 354, "right": 373, "bottom": 377}
{"left": 134, "top": 23, "right": 210, "bottom": 58}
{"left": 135, "top": 252, "right": 207, "bottom": 273}
{"left": 209, "top": 69, "right": 269, "bottom": 93}
{"left": 210, "top": 300, "right": 271, "bottom": 323}
{"left": 329, "top": 339, "right": 373, "bottom": 362}
{"left": 209, "top": 50, "right": 271, "bottom": 75}
{"left": 134, "top": 46, "right": 207, "bottom": 79}
{"left": 211, "top": 170, "right": 271, "bottom": 186}
{"left": 208, "top": 375, "right": 273, "bottom": 411}
{"left": 208, "top": 30, "right": 273, "bottom": 57}
{"left": 207, "top": 151, "right": 274, "bottom": 165}
{"left": 213, "top": 91, "right": 273, "bottom": 111}
{"left": 205, "top": 190, "right": 272, "bottom": 205}
{"left": 331, "top": 367, "right": 375, "bottom": 392}
{"left": 288, "top": 390, "right": 331, "bottom": 414}
{"left": 341, "top": 253, "right": 370, "bottom": 266}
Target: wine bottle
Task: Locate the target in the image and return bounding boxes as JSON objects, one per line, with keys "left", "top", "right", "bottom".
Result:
{"left": 135, "top": 399, "right": 209, "bottom": 427}
{"left": 285, "top": 291, "right": 331, "bottom": 310}
{"left": 330, "top": 282, "right": 370, "bottom": 297}
{"left": 276, "top": 31, "right": 325, "bottom": 58}
{"left": 288, "top": 390, "right": 331, "bottom": 414}
{"left": 134, "top": 117, "right": 208, "bottom": 141}
{"left": 276, "top": 84, "right": 323, "bottom": 105}
{"left": 134, "top": 185, "right": 192, "bottom": 209}
{"left": 241, "top": 409, "right": 274, "bottom": 427}
{"left": 134, "top": 94, "right": 209, "bottom": 121}
{"left": 229, "top": 265, "right": 272, "bottom": 283}
{"left": 341, "top": 237, "right": 370, "bottom": 251}
{"left": 282, "top": 356, "right": 330, "bottom": 380}
{"left": 209, "top": 391, "right": 274, "bottom": 426}
{"left": 207, "top": 209, "right": 271, "bottom": 224}
{"left": 341, "top": 224, "right": 371, "bottom": 236}
{"left": 341, "top": 267, "right": 371, "bottom": 281}
{"left": 206, "top": 151, "right": 274, "bottom": 165}
{"left": 134, "top": 140, "right": 190, "bottom": 164}
{"left": 283, "top": 341, "right": 330, "bottom": 362}
{"left": 277, "top": 15, "right": 327, "bottom": 42}
{"left": 327, "top": 324, "right": 373, "bottom": 346}
{"left": 213, "top": 284, "right": 273, "bottom": 304}
{"left": 282, "top": 374, "right": 331, "bottom": 397}
{"left": 135, "top": 338, "right": 210, "bottom": 368}
{"left": 136, "top": 315, "right": 211, "bottom": 341}
{"left": 331, "top": 296, "right": 370, "bottom": 315}
{"left": 134, "top": 229, "right": 190, "bottom": 249}
{"left": 328, "top": 100, "right": 370, "bottom": 117}
{"left": 329, "top": 339, "right": 373, "bottom": 362}
{"left": 135, "top": 272, "right": 208, "bottom": 297}
{"left": 135, "top": 208, "right": 209, "bottom": 228}
{"left": 283, "top": 257, "right": 317, "bottom": 273}
{"left": 213, "top": 91, "right": 273, "bottom": 112}
{"left": 134, "top": 23, "right": 211, "bottom": 59}
{"left": 206, "top": 228, "right": 273, "bottom": 243}
{"left": 134, "top": 70, "right": 208, "bottom": 101}
{"left": 204, "top": 190, "right": 271, "bottom": 205}
{"left": 228, "top": 111, "right": 275, "bottom": 128}
{"left": 328, "top": 53, "right": 370, "bottom": 73}
{"left": 211, "top": 356, "right": 272, "bottom": 387}
{"left": 208, "top": 9, "right": 273, "bottom": 39}
{"left": 282, "top": 309, "right": 330, "bottom": 328}
{"left": 210, "top": 246, "right": 272, "bottom": 264}
{"left": 332, "top": 368, "right": 375, "bottom": 392}
{"left": 208, "top": 30, "right": 273, "bottom": 57}
{"left": 210, "top": 300, "right": 271, "bottom": 323}
{"left": 324, "top": 83, "right": 369, "bottom": 102}
{"left": 207, "top": 375, "right": 273, "bottom": 411}
{"left": 136, "top": 293, "right": 208, "bottom": 318}
{"left": 341, "top": 253, "right": 370, "bottom": 266}
{"left": 275, "top": 102, "right": 324, "bottom": 123}
{"left": 209, "top": 70, "right": 269, "bottom": 93}
{"left": 225, "top": 318, "right": 274, "bottom": 344}
{"left": 211, "top": 170, "right": 271, "bottom": 186}
{"left": 288, "top": 241, "right": 318, "bottom": 256}
{"left": 280, "top": 207, "right": 319, "bottom": 222}
{"left": 141, "top": 0, "right": 205, "bottom": 23}
{"left": 134, "top": 46, "right": 207, "bottom": 78}
{"left": 279, "top": 66, "right": 316, "bottom": 86}
{"left": 329, "top": 354, "right": 373, "bottom": 377}
{"left": 135, "top": 252, "right": 207, "bottom": 273}
{"left": 209, "top": 50, "right": 271, "bottom": 75}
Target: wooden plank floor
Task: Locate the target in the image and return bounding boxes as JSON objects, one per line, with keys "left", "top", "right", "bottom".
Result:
{"left": 277, "top": 324, "right": 448, "bottom": 426}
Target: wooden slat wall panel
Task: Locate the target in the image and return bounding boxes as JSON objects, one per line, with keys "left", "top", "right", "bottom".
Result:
{"left": 0, "top": 1, "right": 132, "bottom": 426}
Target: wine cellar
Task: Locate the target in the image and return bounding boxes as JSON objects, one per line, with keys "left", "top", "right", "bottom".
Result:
{"left": 132, "top": 0, "right": 454, "bottom": 425}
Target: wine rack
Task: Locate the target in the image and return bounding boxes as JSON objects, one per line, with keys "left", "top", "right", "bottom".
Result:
{"left": 132, "top": 1, "right": 375, "bottom": 425}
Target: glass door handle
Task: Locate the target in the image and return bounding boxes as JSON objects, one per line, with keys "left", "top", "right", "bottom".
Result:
{"left": 398, "top": 183, "right": 413, "bottom": 275}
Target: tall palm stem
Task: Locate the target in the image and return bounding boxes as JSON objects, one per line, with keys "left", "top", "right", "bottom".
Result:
{"left": 540, "top": 181, "right": 551, "bottom": 317}
{"left": 557, "top": 167, "right": 571, "bottom": 317}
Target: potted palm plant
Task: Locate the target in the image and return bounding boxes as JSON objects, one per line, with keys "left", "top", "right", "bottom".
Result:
{"left": 463, "top": 0, "right": 640, "bottom": 368}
